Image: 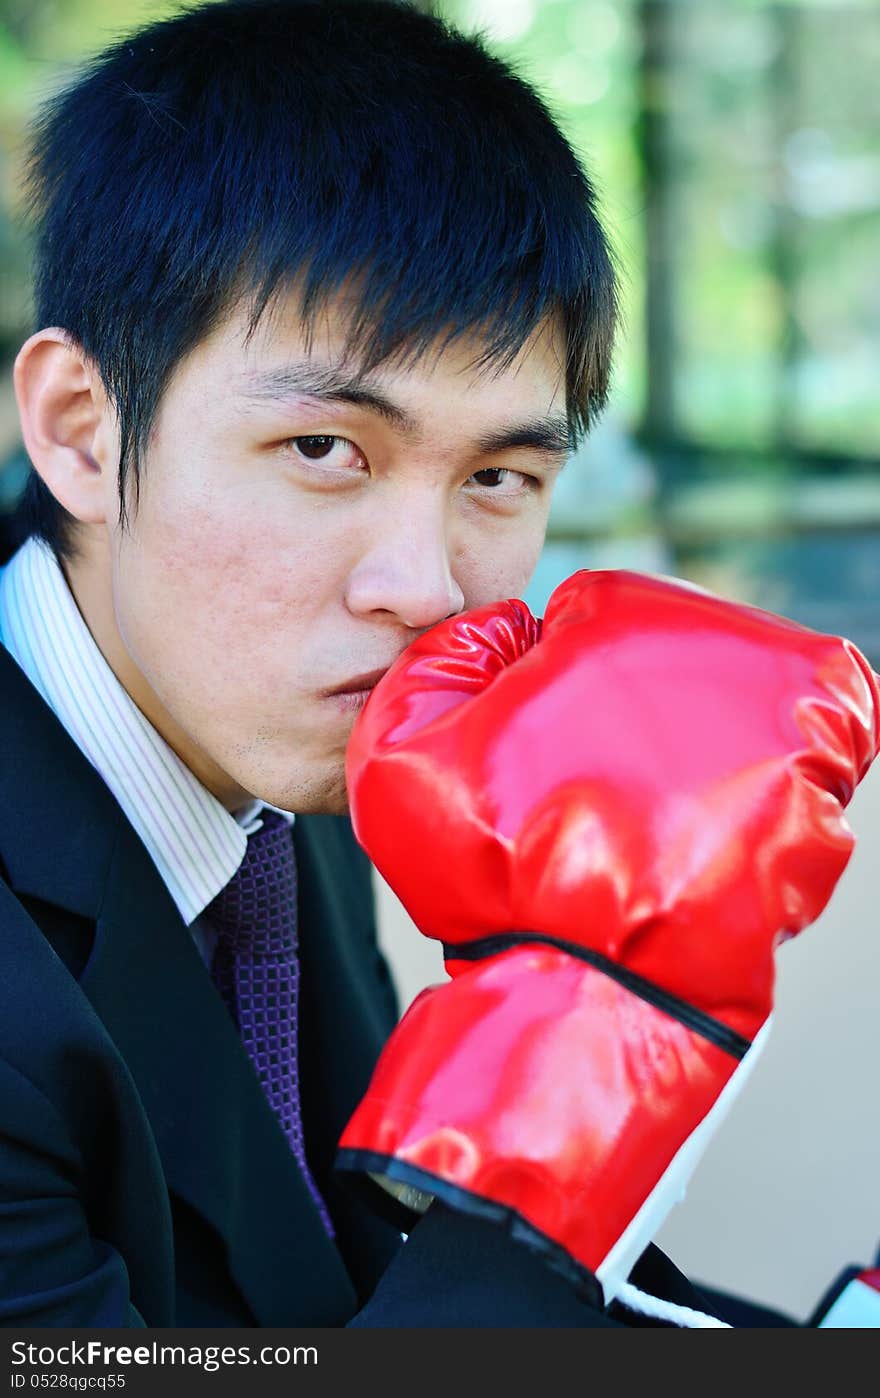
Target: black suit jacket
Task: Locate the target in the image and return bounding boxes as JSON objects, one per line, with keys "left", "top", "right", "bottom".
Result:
{"left": 0, "top": 627, "right": 728, "bottom": 1328}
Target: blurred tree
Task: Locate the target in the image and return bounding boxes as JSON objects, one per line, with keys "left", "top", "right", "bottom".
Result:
{"left": 443, "top": 0, "right": 878, "bottom": 660}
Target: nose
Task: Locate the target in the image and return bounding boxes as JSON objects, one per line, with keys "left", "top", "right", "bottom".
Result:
{"left": 345, "top": 499, "right": 466, "bottom": 632}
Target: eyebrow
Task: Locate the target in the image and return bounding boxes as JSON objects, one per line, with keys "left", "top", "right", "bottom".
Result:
{"left": 239, "top": 362, "right": 574, "bottom": 458}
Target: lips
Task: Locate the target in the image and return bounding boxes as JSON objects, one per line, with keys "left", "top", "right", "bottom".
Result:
{"left": 324, "top": 666, "right": 392, "bottom": 696}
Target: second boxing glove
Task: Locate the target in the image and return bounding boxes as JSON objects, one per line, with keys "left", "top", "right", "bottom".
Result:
{"left": 336, "top": 569, "right": 880, "bottom": 1305}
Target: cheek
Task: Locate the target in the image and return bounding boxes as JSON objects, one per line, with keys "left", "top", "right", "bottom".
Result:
{"left": 455, "top": 512, "right": 548, "bottom": 607}
{"left": 137, "top": 503, "right": 253, "bottom": 629}
{"left": 116, "top": 490, "right": 326, "bottom": 680}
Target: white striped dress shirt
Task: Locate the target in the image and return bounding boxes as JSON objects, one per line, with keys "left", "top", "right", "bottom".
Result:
{"left": 0, "top": 535, "right": 295, "bottom": 964}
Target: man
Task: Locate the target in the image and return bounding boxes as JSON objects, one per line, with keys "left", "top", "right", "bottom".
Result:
{"left": 0, "top": 0, "right": 691, "bottom": 1328}
{"left": 0, "top": 0, "right": 839, "bottom": 1328}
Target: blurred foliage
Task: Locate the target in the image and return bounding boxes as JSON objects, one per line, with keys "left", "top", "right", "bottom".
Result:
{"left": 0, "top": 0, "right": 178, "bottom": 357}
{"left": 442, "top": 0, "right": 879, "bottom": 659}
{"left": 442, "top": 0, "right": 878, "bottom": 465}
{"left": 444, "top": 0, "right": 648, "bottom": 424}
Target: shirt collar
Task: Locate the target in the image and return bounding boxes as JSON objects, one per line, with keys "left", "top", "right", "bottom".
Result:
{"left": 0, "top": 535, "right": 294, "bottom": 926}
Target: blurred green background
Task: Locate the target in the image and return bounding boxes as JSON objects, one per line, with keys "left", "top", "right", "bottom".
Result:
{"left": 1, "top": 0, "right": 877, "bottom": 658}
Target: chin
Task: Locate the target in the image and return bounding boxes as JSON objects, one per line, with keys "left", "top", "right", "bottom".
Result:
{"left": 322, "top": 787, "right": 352, "bottom": 817}
{"left": 261, "top": 761, "right": 351, "bottom": 817}
{"left": 313, "top": 763, "right": 351, "bottom": 815}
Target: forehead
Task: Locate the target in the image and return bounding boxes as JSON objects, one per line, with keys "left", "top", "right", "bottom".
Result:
{"left": 189, "top": 285, "right": 568, "bottom": 417}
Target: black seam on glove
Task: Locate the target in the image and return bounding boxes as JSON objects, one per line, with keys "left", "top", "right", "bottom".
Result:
{"left": 443, "top": 932, "right": 752, "bottom": 1061}
{"left": 335, "top": 1147, "right": 606, "bottom": 1310}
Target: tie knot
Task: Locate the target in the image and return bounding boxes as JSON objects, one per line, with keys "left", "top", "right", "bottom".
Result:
{"left": 204, "top": 807, "right": 298, "bottom": 955}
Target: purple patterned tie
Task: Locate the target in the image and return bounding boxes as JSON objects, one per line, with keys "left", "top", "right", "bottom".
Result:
{"left": 204, "top": 808, "right": 334, "bottom": 1237}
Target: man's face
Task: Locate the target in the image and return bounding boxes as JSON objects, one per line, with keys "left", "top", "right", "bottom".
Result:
{"left": 76, "top": 291, "right": 570, "bottom": 814}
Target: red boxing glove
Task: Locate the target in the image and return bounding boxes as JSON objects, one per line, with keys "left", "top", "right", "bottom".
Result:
{"left": 336, "top": 569, "right": 880, "bottom": 1304}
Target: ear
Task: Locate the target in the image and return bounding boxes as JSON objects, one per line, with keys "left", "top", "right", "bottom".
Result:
{"left": 13, "top": 329, "right": 119, "bottom": 526}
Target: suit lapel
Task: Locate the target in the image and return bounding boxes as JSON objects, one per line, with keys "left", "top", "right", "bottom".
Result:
{"left": 294, "top": 816, "right": 405, "bottom": 1302}
{"left": 0, "top": 644, "right": 386, "bottom": 1324}
{"left": 83, "top": 813, "right": 360, "bottom": 1324}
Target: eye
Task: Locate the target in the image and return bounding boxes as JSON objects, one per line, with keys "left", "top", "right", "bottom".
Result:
{"left": 286, "top": 435, "right": 364, "bottom": 467}
{"left": 467, "top": 467, "right": 539, "bottom": 495}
